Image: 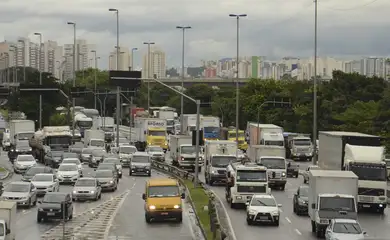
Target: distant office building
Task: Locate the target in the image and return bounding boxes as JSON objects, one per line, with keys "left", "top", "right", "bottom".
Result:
{"left": 142, "top": 47, "right": 166, "bottom": 79}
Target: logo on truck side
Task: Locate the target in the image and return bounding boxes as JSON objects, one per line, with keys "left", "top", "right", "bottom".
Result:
{"left": 148, "top": 121, "right": 165, "bottom": 126}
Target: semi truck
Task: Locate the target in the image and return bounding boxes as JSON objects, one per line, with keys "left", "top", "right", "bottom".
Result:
{"left": 170, "top": 135, "right": 203, "bottom": 171}
{"left": 9, "top": 120, "right": 35, "bottom": 148}
{"left": 248, "top": 145, "right": 287, "bottom": 190}
{"left": 225, "top": 160, "right": 269, "bottom": 208}
{"left": 202, "top": 116, "right": 220, "bottom": 140}
{"left": 84, "top": 130, "right": 105, "bottom": 148}
{"left": 0, "top": 201, "right": 16, "bottom": 240}
{"left": 246, "top": 122, "right": 284, "bottom": 147}
{"left": 284, "top": 132, "right": 313, "bottom": 161}
{"left": 74, "top": 113, "right": 93, "bottom": 138}
{"left": 93, "top": 117, "right": 115, "bottom": 142}
{"left": 204, "top": 140, "right": 237, "bottom": 185}
{"left": 157, "top": 107, "right": 176, "bottom": 134}
{"left": 318, "top": 131, "right": 387, "bottom": 213}
{"left": 134, "top": 118, "right": 168, "bottom": 151}
{"left": 220, "top": 127, "right": 248, "bottom": 151}
{"left": 308, "top": 170, "right": 358, "bottom": 238}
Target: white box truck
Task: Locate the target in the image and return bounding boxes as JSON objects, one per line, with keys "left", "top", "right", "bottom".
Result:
{"left": 84, "top": 129, "right": 105, "bottom": 148}
{"left": 248, "top": 145, "right": 287, "bottom": 190}
{"left": 246, "top": 122, "right": 284, "bottom": 147}
{"left": 9, "top": 120, "right": 35, "bottom": 147}
{"left": 170, "top": 135, "right": 203, "bottom": 171}
{"left": 308, "top": 170, "right": 358, "bottom": 238}
{"left": 0, "top": 201, "right": 16, "bottom": 240}
{"left": 182, "top": 114, "right": 199, "bottom": 135}
{"left": 318, "top": 131, "right": 387, "bottom": 213}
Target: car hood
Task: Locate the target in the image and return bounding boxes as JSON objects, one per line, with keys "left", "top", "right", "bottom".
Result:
{"left": 58, "top": 170, "right": 79, "bottom": 176}
{"left": 119, "top": 153, "right": 132, "bottom": 158}
{"left": 73, "top": 186, "right": 96, "bottom": 192}
{"left": 180, "top": 154, "right": 196, "bottom": 157}
{"left": 150, "top": 152, "right": 164, "bottom": 156}
{"left": 330, "top": 233, "right": 365, "bottom": 240}
{"left": 131, "top": 162, "right": 150, "bottom": 167}
{"left": 31, "top": 181, "right": 54, "bottom": 187}
{"left": 2, "top": 192, "right": 29, "bottom": 198}
{"left": 16, "top": 161, "right": 36, "bottom": 166}
{"left": 40, "top": 202, "right": 61, "bottom": 209}
{"left": 249, "top": 206, "right": 279, "bottom": 213}
{"left": 96, "top": 177, "right": 114, "bottom": 183}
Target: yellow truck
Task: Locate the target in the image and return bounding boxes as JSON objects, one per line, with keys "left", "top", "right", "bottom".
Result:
{"left": 220, "top": 127, "right": 248, "bottom": 151}
{"left": 134, "top": 118, "right": 168, "bottom": 151}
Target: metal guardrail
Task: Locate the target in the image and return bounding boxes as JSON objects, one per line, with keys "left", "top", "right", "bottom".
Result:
{"left": 152, "top": 161, "right": 229, "bottom": 240}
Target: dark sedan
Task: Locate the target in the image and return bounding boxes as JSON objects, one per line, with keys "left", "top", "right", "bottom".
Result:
{"left": 44, "top": 151, "right": 63, "bottom": 168}
{"left": 37, "top": 192, "right": 73, "bottom": 222}
{"left": 8, "top": 141, "right": 32, "bottom": 162}
{"left": 88, "top": 149, "right": 106, "bottom": 168}
{"left": 287, "top": 160, "right": 299, "bottom": 178}
{"left": 293, "top": 185, "right": 309, "bottom": 215}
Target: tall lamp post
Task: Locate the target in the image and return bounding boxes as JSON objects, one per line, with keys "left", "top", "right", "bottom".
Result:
{"left": 91, "top": 50, "right": 99, "bottom": 109}
{"left": 229, "top": 13, "right": 247, "bottom": 148}
{"left": 131, "top": 48, "right": 137, "bottom": 70}
{"left": 312, "top": 0, "right": 318, "bottom": 164}
{"left": 67, "top": 21, "right": 77, "bottom": 139}
{"left": 34, "top": 33, "right": 43, "bottom": 129}
{"left": 176, "top": 26, "right": 191, "bottom": 134}
{"left": 17, "top": 39, "right": 26, "bottom": 83}
{"left": 143, "top": 42, "right": 155, "bottom": 114}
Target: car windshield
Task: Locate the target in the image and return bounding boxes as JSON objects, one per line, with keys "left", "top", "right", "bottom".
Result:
{"left": 148, "top": 185, "right": 179, "bottom": 197}
{"left": 58, "top": 165, "right": 77, "bottom": 171}
{"left": 25, "top": 167, "right": 46, "bottom": 176}
{"left": 90, "top": 140, "right": 105, "bottom": 147}
{"left": 32, "top": 175, "right": 53, "bottom": 182}
{"left": 6, "top": 183, "right": 29, "bottom": 192}
{"left": 75, "top": 179, "right": 96, "bottom": 186}
{"left": 62, "top": 153, "right": 78, "bottom": 158}
{"left": 299, "top": 187, "right": 309, "bottom": 196}
{"left": 95, "top": 171, "right": 113, "bottom": 178}
{"left": 43, "top": 194, "right": 65, "bottom": 203}
{"left": 257, "top": 158, "right": 285, "bottom": 169}
{"left": 251, "top": 197, "right": 277, "bottom": 207}
{"left": 119, "top": 147, "right": 136, "bottom": 154}
{"left": 149, "top": 130, "right": 165, "bottom": 136}
{"left": 17, "top": 155, "right": 34, "bottom": 162}
{"left": 132, "top": 156, "right": 149, "bottom": 163}
{"left": 211, "top": 156, "right": 236, "bottom": 167}
{"left": 149, "top": 147, "right": 162, "bottom": 152}
{"left": 293, "top": 139, "right": 311, "bottom": 146}
{"left": 63, "top": 159, "right": 80, "bottom": 165}
{"left": 92, "top": 150, "right": 106, "bottom": 157}
{"left": 82, "top": 149, "right": 92, "bottom": 154}
{"left": 105, "top": 159, "right": 120, "bottom": 164}
{"left": 16, "top": 141, "right": 30, "bottom": 147}
{"left": 181, "top": 146, "right": 196, "bottom": 154}
{"left": 333, "top": 222, "right": 362, "bottom": 234}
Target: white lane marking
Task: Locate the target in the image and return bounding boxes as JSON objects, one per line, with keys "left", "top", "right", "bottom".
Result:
{"left": 286, "top": 182, "right": 292, "bottom": 186}
{"left": 279, "top": 208, "right": 283, "bottom": 213}
{"left": 295, "top": 229, "right": 302, "bottom": 235}
{"left": 209, "top": 189, "right": 238, "bottom": 240}
{"left": 285, "top": 217, "right": 291, "bottom": 223}
{"left": 22, "top": 210, "right": 31, "bottom": 215}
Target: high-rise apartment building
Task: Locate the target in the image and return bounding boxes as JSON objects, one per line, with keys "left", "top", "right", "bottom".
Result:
{"left": 63, "top": 39, "right": 96, "bottom": 81}
{"left": 142, "top": 48, "right": 166, "bottom": 79}
{"left": 109, "top": 46, "right": 130, "bottom": 70}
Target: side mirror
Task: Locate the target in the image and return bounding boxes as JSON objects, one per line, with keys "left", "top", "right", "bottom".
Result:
{"left": 6, "top": 229, "right": 10, "bottom": 234}
{"left": 363, "top": 231, "right": 367, "bottom": 235}
{"left": 278, "top": 204, "right": 282, "bottom": 207}
{"left": 38, "top": 200, "right": 42, "bottom": 204}
{"left": 142, "top": 193, "right": 146, "bottom": 200}
{"left": 245, "top": 202, "right": 249, "bottom": 206}
{"left": 181, "top": 193, "right": 185, "bottom": 199}
{"left": 311, "top": 203, "right": 316, "bottom": 209}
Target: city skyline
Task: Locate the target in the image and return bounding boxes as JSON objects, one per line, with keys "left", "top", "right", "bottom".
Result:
{"left": 0, "top": 0, "right": 388, "bottom": 69}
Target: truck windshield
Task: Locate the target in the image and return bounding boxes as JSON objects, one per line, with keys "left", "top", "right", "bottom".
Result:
{"left": 90, "top": 140, "right": 105, "bottom": 147}
{"left": 204, "top": 127, "right": 219, "bottom": 133}
{"left": 293, "top": 139, "right": 311, "bottom": 146}
{"left": 18, "top": 132, "right": 34, "bottom": 140}
{"left": 319, "top": 197, "right": 355, "bottom": 212}
{"left": 0, "top": 222, "right": 4, "bottom": 236}
{"left": 132, "top": 156, "right": 149, "bottom": 163}
{"left": 46, "top": 136, "right": 71, "bottom": 145}
{"left": 181, "top": 146, "right": 196, "bottom": 154}
{"left": 350, "top": 165, "right": 387, "bottom": 181}
{"left": 211, "top": 156, "right": 236, "bottom": 167}
{"left": 264, "top": 140, "right": 284, "bottom": 146}
{"left": 167, "top": 120, "right": 175, "bottom": 125}
{"left": 149, "top": 130, "right": 165, "bottom": 136}
{"left": 228, "top": 132, "right": 245, "bottom": 138}
{"left": 102, "top": 127, "right": 114, "bottom": 132}
{"left": 76, "top": 120, "right": 92, "bottom": 128}
{"left": 258, "top": 158, "right": 286, "bottom": 169}
{"left": 148, "top": 185, "right": 179, "bottom": 197}
{"left": 237, "top": 170, "right": 267, "bottom": 182}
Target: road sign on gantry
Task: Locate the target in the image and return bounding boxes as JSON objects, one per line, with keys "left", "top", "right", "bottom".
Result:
{"left": 109, "top": 70, "right": 142, "bottom": 89}
{"left": 19, "top": 84, "right": 59, "bottom": 95}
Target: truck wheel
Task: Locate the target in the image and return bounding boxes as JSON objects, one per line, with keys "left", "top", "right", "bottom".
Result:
{"left": 280, "top": 185, "right": 285, "bottom": 190}
{"left": 378, "top": 208, "right": 385, "bottom": 214}
{"left": 209, "top": 179, "right": 214, "bottom": 186}
{"left": 315, "top": 226, "right": 322, "bottom": 238}
{"left": 230, "top": 199, "right": 236, "bottom": 209}
{"left": 198, "top": 166, "right": 202, "bottom": 172}
{"left": 311, "top": 221, "right": 316, "bottom": 232}
{"left": 303, "top": 179, "right": 307, "bottom": 184}
{"left": 205, "top": 175, "right": 209, "bottom": 184}
{"left": 246, "top": 218, "right": 252, "bottom": 225}
{"left": 274, "top": 219, "right": 279, "bottom": 226}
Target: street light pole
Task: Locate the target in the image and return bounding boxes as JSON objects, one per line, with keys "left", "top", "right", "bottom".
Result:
{"left": 109, "top": 8, "right": 120, "bottom": 148}
{"left": 34, "top": 33, "right": 43, "bottom": 129}
{"left": 176, "top": 26, "right": 191, "bottom": 134}
{"left": 312, "top": 0, "right": 318, "bottom": 164}
{"left": 91, "top": 50, "right": 98, "bottom": 109}
{"left": 131, "top": 48, "right": 138, "bottom": 70}
{"left": 143, "top": 42, "right": 155, "bottom": 114}
{"left": 67, "top": 22, "right": 76, "bottom": 139}
{"left": 229, "top": 13, "right": 247, "bottom": 151}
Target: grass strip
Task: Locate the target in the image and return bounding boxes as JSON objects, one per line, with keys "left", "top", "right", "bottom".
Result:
{"left": 0, "top": 167, "right": 6, "bottom": 172}
{"left": 184, "top": 179, "right": 213, "bottom": 240}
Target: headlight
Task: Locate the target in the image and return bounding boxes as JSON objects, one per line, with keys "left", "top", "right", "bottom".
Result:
{"left": 109, "top": 180, "right": 114, "bottom": 184}
{"left": 173, "top": 205, "right": 181, "bottom": 209}
{"left": 90, "top": 191, "right": 95, "bottom": 194}
{"left": 282, "top": 172, "right": 286, "bottom": 177}
{"left": 73, "top": 191, "right": 77, "bottom": 194}
{"left": 271, "top": 210, "right": 279, "bottom": 215}
{"left": 21, "top": 197, "right": 28, "bottom": 200}
{"left": 211, "top": 170, "right": 217, "bottom": 174}
{"left": 248, "top": 209, "right": 256, "bottom": 215}
{"left": 149, "top": 205, "right": 156, "bottom": 210}
{"left": 299, "top": 199, "right": 306, "bottom": 204}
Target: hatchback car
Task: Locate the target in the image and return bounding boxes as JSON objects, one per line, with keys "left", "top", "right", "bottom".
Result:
{"left": 44, "top": 151, "right": 63, "bottom": 168}
{"left": 72, "top": 178, "right": 102, "bottom": 201}
{"left": 31, "top": 173, "right": 59, "bottom": 196}
{"left": 1, "top": 181, "right": 37, "bottom": 207}
{"left": 37, "top": 192, "right": 73, "bottom": 222}
{"left": 88, "top": 149, "right": 106, "bottom": 168}
{"left": 293, "top": 185, "right": 309, "bottom": 215}
{"left": 102, "top": 158, "right": 122, "bottom": 178}
{"left": 21, "top": 166, "right": 54, "bottom": 182}
{"left": 146, "top": 145, "right": 165, "bottom": 162}
{"left": 62, "top": 158, "right": 83, "bottom": 176}
{"left": 325, "top": 219, "right": 366, "bottom": 240}
{"left": 94, "top": 170, "right": 117, "bottom": 191}
{"left": 96, "top": 163, "right": 120, "bottom": 180}
{"left": 56, "top": 163, "right": 80, "bottom": 184}
{"left": 13, "top": 155, "right": 36, "bottom": 174}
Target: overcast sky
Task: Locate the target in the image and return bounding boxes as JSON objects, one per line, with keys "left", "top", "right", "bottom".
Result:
{"left": 0, "top": 0, "right": 388, "bottom": 69}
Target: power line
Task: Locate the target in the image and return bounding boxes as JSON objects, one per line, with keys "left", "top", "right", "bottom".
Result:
{"left": 320, "top": 0, "right": 380, "bottom": 11}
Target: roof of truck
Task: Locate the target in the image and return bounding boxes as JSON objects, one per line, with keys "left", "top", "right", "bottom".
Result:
{"left": 247, "top": 122, "right": 282, "bottom": 128}
{"left": 309, "top": 169, "right": 358, "bottom": 178}
{"left": 319, "top": 131, "right": 379, "bottom": 138}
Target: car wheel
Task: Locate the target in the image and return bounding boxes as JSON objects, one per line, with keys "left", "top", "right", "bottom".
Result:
{"left": 145, "top": 214, "right": 151, "bottom": 223}
{"left": 37, "top": 215, "right": 41, "bottom": 222}
{"left": 246, "top": 218, "right": 252, "bottom": 225}
{"left": 28, "top": 199, "right": 33, "bottom": 208}
{"left": 275, "top": 219, "right": 279, "bottom": 226}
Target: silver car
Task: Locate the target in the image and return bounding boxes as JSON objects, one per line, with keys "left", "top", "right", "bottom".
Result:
{"left": 103, "top": 158, "right": 123, "bottom": 178}
{"left": 80, "top": 148, "right": 93, "bottom": 162}
{"left": 130, "top": 152, "right": 151, "bottom": 176}
{"left": 1, "top": 181, "right": 37, "bottom": 207}
{"left": 118, "top": 145, "right": 137, "bottom": 167}
{"left": 31, "top": 173, "right": 59, "bottom": 196}
{"left": 325, "top": 219, "right": 366, "bottom": 240}
{"left": 72, "top": 178, "right": 102, "bottom": 201}
{"left": 94, "top": 170, "right": 117, "bottom": 191}
{"left": 13, "top": 155, "right": 36, "bottom": 174}
{"left": 146, "top": 145, "right": 165, "bottom": 162}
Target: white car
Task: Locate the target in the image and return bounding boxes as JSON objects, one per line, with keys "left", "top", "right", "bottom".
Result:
{"left": 56, "top": 163, "right": 80, "bottom": 184}
{"left": 119, "top": 145, "right": 137, "bottom": 167}
{"left": 62, "top": 158, "right": 83, "bottom": 176}
{"left": 146, "top": 145, "right": 165, "bottom": 162}
{"left": 325, "top": 219, "right": 366, "bottom": 240}
{"left": 246, "top": 194, "right": 282, "bottom": 226}
{"left": 13, "top": 154, "right": 36, "bottom": 174}
{"left": 31, "top": 173, "right": 59, "bottom": 196}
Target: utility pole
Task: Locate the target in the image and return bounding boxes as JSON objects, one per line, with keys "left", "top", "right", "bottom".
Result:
{"left": 313, "top": 0, "right": 318, "bottom": 164}
{"left": 91, "top": 50, "right": 99, "bottom": 109}
{"left": 131, "top": 48, "right": 137, "bottom": 70}
{"left": 34, "top": 33, "right": 43, "bottom": 129}
{"left": 67, "top": 21, "right": 77, "bottom": 140}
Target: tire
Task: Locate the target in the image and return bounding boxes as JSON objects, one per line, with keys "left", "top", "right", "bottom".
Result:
{"left": 230, "top": 199, "right": 236, "bottom": 209}
{"left": 69, "top": 212, "right": 73, "bottom": 220}
{"left": 280, "top": 185, "right": 285, "bottom": 190}
{"left": 33, "top": 199, "right": 37, "bottom": 206}
{"left": 246, "top": 219, "right": 252, "bottom": 225}
{"left": 28, "top": 199, "right": 32, "bottom": 208}
{"left": 304, "top": 179, "right": 307, "bottom": 184}
{"left": 148, "top": 172, "right": 151, "bottom": 177}
{"left": 37, "top": 215, "right": 41, "bottom": 223}
{"left": 378, "top": 208, "right": 385, "bottom": 214}
{"left": 295, "top": 174, "right": 298, "bottom": 178}
{"left": 145, "top": 214, "right": 151, "bottom": 223}
{"left": 129, "top": 170, "right": 132, "bottom": 176}
{"left": 311, "top": 221, "right": 316, "bottom": 232}
{"left": 275, "top": 219, "right": 279, "bottom": 226}
{"left": 176, "top": 215, "right": 183, "bottom": 223}
{"left": 72, "top": 198, "right": 76, "bottom": 202}
{"left": 205, "top": 175, "right": 209, "bottom": 184}
{"left": 98, "top": 193, "right": 101, "bottom": 199}
{"left": 293, "top": 204, "right": 296, "bottom": 213}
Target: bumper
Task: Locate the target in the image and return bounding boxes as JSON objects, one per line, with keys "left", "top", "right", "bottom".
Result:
{"left": 209, "top": 174, "right": 226, "bottom": 182}
{"left": 358, "top": 202, "right": 387, "bottom": 209}
{"left": 38, "top": 211, "right": 64, "bottom": 219}
{"left": 232, "top": 194, "right": 253, "bottom": 204}
{"left": 151, "top": 156, "right": 165, "bottom": 161}
{"left": 121, "top": 160, "right": 130, "bottom": 167}
{"left": 296, "top": 204, "right": 308, "bottom": 213}
{"left": 146, "top": 210, "right": 182, "bottom": 220}
{"left": 73, "top": 193, "right": 97, "bottom": 200}
{"left": 58, "top": 177, "right": 78, "bottom": 183}
{"left": 3, "top": 199, "right": 30, "bottom": 206}
{"left": 268, "top": 179, "right": 287, "bottom": 186}
{"left": 247, "top": 213, "right": 279, "bottom": 223}
{"left": 291, "top": 154, "right": 312, "bottom": 159}
{"left": 101, "top": 184, "right": 116, "bottom": 190}
{"left": 130, "top": 168, "right": 151, "bottom": 175}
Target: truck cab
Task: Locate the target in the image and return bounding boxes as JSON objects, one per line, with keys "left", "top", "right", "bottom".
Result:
{"left": 225, "top": 161, "right": 270, "bottom": 208}
{"left": 220, "top": 127, "right": 247, "bottom": 151}
{"left": 285, "top": 133, "right": 313, "bottom": 161}
{"left": 147, "top": 127, "right": 168, "bottom": 151}
{"left": 0, "top": 201, "right": 16, "bottom": 240}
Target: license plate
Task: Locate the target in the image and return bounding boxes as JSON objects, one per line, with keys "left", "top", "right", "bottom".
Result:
{"left": 363, "top": 204, "right": 371, "bottom": 208}
{"left": 259, "top": 216, "right": 268, "bottom": 220}
{"left": 160, "top": 212, "right": 168, "bottom": 215}
{"left": 47, "top": 213, "right": 55, "bottom": 216}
